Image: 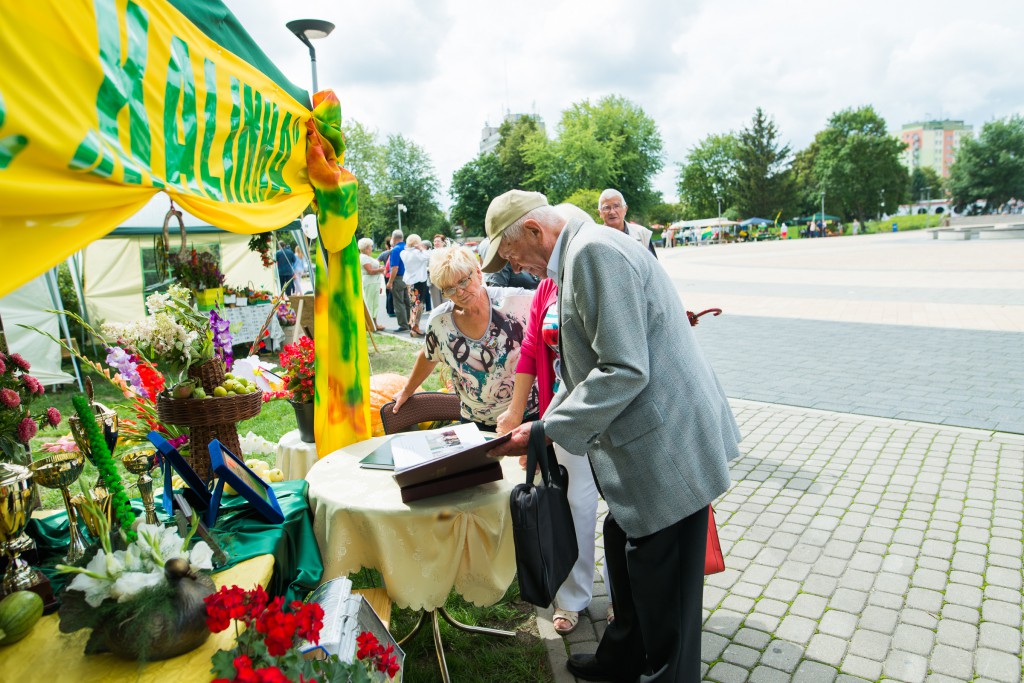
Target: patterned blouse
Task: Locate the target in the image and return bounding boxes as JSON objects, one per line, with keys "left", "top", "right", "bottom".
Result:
{"left": 424, "top": 286, "right": 539, "bottom": 426}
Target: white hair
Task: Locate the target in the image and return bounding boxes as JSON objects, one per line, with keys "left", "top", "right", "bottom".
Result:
{"left": 391, "top": 229, "right": 404, "bottom": 240}
{"left": 357, "top": 237, "right": 374, "bottom": 252}
{"left": 406, "top": 233, "right": 422, "bottom": 247}
{"left": 502, "top": 204, "right": 562, "bottom": 243}
{"left": 599, "top": 189, "right": 626, "bottom": 206}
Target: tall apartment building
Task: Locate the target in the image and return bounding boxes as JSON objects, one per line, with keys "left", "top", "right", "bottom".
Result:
{"left": 898, "top": 119, "right": 972, "bottom": 178}
{"left": 479, "top": 113, "right": 545, "bottom": 155}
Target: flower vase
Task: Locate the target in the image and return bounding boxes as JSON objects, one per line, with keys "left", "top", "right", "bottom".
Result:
{"left": 291, "top": 400, "right": 315, "bottom": 443}
{"left": 195, "top": 287, "right": 223, "bottom": 311}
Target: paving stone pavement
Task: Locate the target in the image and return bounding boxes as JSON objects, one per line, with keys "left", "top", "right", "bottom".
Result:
{"left": 540, "top": 399, "right": 1024, "bottom": 683}
{"left": 692, "top": 315, "right": 1024, "bottom": 435}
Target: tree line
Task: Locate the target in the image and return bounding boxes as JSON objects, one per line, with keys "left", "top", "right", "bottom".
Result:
{"left": 346, "top": 100, "right": 1024, "bottom": 245}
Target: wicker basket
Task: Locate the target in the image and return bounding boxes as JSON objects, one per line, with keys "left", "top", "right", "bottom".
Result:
{"left": 156, "top": 391, "right": 262, "bottom": 482}
{"left": 188, "top": 358, "right": 227, "bottom": 395}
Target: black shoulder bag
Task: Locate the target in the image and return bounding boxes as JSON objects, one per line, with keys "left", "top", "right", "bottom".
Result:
{"left": 509, "top": 421, "right": 578, "bottom": 607}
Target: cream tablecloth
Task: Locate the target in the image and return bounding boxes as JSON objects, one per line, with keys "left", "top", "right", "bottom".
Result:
{"left": 306, "top": 437, "right": 520, "bottom": 611}
{"left": 276, "top": 428, "right": 320, "bottom": 480}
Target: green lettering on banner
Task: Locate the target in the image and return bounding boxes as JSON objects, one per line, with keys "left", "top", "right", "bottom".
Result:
{"left": 163, "top": 36, "right": 199, "bottom": 193}
{"left": 220, "top": 77, "right": 242, "bottom": 202}
{"left": 198, "top": 59, "right": 222, "bottom": 200}
{"left": 0, "top": 92, "right": 29, "bottom": 170}
{"left": 265, "top": 111, "right": 295, "bottom": 198}
{"left": 70, "top": 0, "right": 152, "bottom": 185}
{"left": 234, "top": 84, "right": 257, "bottom": 202}
{"left": 253, "top": 102, "right": 278, "bottom": 199}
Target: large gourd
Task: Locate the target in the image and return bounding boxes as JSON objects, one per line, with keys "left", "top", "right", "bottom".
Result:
{"left": 0, "top": 590, "right": 44, "bottom": 645}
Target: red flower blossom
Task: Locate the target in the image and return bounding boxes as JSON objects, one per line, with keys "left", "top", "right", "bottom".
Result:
{"left": 291, "top": 601, "right": 324, "bottom": 644}
{"left": 0, "top": 388, "right": 19, "bottom": 408}
{"left": 253, "top": 666, "right": 291, "bottom": 683}
{"left": 9, "top": 353, "right": 30, "bottom": 371}
{"left": 46, "top": 407, "right": 61, "bottom": 427}
{"left": 22, "top": 374, "right": 43, "bottom": 395}
{"left": 205, "top": 585, "right": 250, "bottom": 632}
{"left": 16, "top": 417, "right": 37, "bottom": 443}
{"left": 135, "top": 362, "right": 166, "bottom": 398}
{"left": 255, "top": 597, "right": 298, "bottom": 656}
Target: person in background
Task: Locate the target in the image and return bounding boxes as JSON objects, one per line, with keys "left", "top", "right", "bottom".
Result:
{"left": 430, "top": 234, "right": 448, "bottom": 306}
{"left": 484, "top": 190, "right": 741, "bottom": 683}
{"left": 386, "top": 230, "right": 410, "bottom": 332}
{"left": 597, "top": 189, "right": 657, "bottom": 258}
{"left": 276, "top": 241, "right": 297, "bottom": 295}
{"left": 495, "top": 202, "right": 599, "bottom": 638}
{"left": 390, "top": 246, "right": 538, "bottom": 431}
{"left": 379, "top": 237, "right": 395, "bottom": 318}
{"left": 401, "top": 234, "right": 431, "bottom": 337}
{"left": 359, "top": 238, "right": 385, "bottom": 331}
{"left": 486, "top": 261, "right": 541, "bottom": 290}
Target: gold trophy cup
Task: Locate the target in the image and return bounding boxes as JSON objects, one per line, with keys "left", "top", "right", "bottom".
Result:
{"left": 30, "top": 452, "right": 88, "bottom": 563}
{"left": 0, "top": 462, "right": 54, "bottom": 607}
{"left": 122, "top": 448, "right": 159, "bottom": 525}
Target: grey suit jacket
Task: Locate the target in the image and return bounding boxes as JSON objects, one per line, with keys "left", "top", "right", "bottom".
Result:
{"left": 543, "top": 217, "right": 741, "bottom": 538}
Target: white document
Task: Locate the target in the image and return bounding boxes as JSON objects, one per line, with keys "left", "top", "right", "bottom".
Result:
{"left": 391, "top": 422, "right": 488, "bottom": 472}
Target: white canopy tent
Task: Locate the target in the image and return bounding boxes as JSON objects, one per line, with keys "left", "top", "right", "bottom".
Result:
{"left": 0, "top": 273, "right": 77, "bottom": 387}
{"left": 82, "top": 194, "right": 305, "bottom": 325}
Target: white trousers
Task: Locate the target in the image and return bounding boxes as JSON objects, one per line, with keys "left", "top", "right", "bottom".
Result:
{"left": 552, "top": 443, "right": 600, "bottom": 612}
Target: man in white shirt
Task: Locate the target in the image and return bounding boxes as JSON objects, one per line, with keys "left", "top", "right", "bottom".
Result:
{"left": 597, "top": 189, "right": 657, "bottom": 259}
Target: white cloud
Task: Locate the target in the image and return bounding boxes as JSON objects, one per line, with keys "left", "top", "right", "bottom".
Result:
{"left": 224, "top": 0, "right": 1024, "bottom": 211}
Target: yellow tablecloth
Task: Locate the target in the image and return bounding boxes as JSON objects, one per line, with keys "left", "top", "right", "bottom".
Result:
{"left": 0, "top": 555, "right": 274, "bottom": 682}
{"left": 306, "top": 437, "right": 519, "bottom": 611}
{"left": 275, "top": 428, "right": 320, "bottom": 481}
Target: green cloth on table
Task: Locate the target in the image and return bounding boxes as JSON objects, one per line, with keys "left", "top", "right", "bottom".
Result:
{"left": 25, "top": 480, "right": 322, "bottom": 604}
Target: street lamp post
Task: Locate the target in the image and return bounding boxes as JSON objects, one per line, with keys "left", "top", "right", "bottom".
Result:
{"left": 286, "top": 19, "right": 335, "bottom": 93}
{"left": 716, "top": 195, "right": 722, "bottom": 219}
{"left": 820, "top": 191, "right": 826, "bottom": 236}
{"left": 394, "top": 195, "right": 407, "bottom": 233}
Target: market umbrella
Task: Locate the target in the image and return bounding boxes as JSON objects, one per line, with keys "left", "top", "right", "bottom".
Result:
{"left": 738, "top": 217, "right": 774, "bottom": 227}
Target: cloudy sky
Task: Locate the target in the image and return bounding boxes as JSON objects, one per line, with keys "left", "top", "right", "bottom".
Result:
{"left": 225, "top": 0, "right": 1023, "bottom": 209}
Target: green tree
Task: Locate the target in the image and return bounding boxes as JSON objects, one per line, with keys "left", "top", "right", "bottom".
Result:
{"left": 381, "top": 134, "right": 445, "bottom": 238}
{"left": 808, "top": 106, "right": 909, "bottom": 222}
{"left": 495, "top": 115, "right": 547, "bottom": 190}
{"left": 449, "top": 153, "right": 506, "bottom": 231}
{"left": 342, "top": 121, "right": 390, "bottom": 246}
{"left": 676, "top": 133, "right": 739, "bottom": 217}
{"left": 947, "top": 115, "right": 1024, "bottom": 212}
{"left": 735, "top": 108, "right": 794, "bottom": 219}
{"left": 648, "top": 201, "right": 685, "bottom": 226}
{"left": 910, "top": 166, "right": 943, "bottom": 203}
{"left": 544, "top": 95, "right": 664, "bottom": 219}
{"left": 560, "top": 189, "right": 602, "bottom": 221}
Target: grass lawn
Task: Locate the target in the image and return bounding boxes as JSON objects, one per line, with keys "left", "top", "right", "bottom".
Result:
{"left": 26, "top": 331, "right": 552, "bottom": 681}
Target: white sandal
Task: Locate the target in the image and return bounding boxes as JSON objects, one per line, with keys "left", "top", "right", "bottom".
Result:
{"left": 553, "top": 608, "right": 579, "bottom": 635}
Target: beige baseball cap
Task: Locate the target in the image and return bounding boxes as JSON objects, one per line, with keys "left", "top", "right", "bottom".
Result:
{"left": 481, "top": 190, "right": 549, "bottom": 273}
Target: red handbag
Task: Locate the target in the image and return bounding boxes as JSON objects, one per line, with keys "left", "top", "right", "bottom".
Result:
{"left": 705, "top": 505, "right": 725, "bottom": 575}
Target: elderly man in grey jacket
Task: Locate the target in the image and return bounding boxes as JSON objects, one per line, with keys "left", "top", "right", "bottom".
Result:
{"left": 485, "top": 190, "right": 741, "bottom": 683}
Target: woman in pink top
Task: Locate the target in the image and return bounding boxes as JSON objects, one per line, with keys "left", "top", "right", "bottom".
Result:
{"left": 497, "top": 276, "right": 600, "bottom": 636}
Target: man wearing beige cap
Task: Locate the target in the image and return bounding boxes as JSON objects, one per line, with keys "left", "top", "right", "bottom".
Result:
{"left": 485, "top": 190, "right": 740, "bottom": 683}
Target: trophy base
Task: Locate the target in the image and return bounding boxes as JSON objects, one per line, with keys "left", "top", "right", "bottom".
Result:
{"left": 0, "top": 571, "right": 57, "bottom": 614}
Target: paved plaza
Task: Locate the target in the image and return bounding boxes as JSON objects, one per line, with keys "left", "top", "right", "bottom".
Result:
{"left": 539, "top": 231, "right": 1024, "bottom": 683}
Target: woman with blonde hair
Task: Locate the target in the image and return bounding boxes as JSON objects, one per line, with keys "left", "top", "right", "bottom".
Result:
{"left": 391, "top": 246, "right": 538, "bottom": 430}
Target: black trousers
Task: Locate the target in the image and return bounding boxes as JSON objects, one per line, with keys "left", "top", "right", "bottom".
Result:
{"left": 595, "top": 506, "right": 708, "bottom": 683}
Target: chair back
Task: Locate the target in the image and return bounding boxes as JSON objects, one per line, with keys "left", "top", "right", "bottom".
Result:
{"left": 379, "top": 392, "right": 462, "bottom": 435}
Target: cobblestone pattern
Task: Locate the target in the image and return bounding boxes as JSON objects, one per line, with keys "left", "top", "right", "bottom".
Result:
{"left": 554, "top": 401, "right": 1024, "bottom": 683}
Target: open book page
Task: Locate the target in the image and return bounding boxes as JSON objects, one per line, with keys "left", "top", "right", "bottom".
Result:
{"left": 391, "top": 422, "right": 488, "bottom": 472}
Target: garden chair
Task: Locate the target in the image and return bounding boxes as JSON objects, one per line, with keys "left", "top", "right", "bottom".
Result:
{"left": 379, "top": 392, "right": 461, "bottom": 435}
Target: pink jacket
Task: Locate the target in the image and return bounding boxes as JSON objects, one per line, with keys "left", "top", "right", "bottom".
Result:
{"left": 515, "top": 278, "right": 559, "bottom": 417}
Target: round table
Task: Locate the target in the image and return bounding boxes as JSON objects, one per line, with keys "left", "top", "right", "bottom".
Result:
{"left": 275, "top": 429, "right": 319, "bottom": 480}
{"left": 305, "top": 436, "right": 521, "bottom": 611}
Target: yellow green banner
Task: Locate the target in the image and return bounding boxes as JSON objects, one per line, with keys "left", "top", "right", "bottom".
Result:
{"left": 0, "top": 0, "right": 314, "bottom": 297}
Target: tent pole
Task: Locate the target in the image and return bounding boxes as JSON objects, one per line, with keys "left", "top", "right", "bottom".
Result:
{"left": 46, "top": 269, "right": 84, "bottom": 391}
{"left": 294, "top": 227, "right": 314, "bottom": 292}
{"left": 66, "top": 254, "right": 92, "bottom": 351}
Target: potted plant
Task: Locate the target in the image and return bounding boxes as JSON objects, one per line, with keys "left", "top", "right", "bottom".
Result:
{"left": 278, "top": 337, "right": 315, "bottom": 443}
{"left": 56, "top": 510, "right": 216, "bottom": 661}
{"left": 222, "top": 285, "right": 237, "bottom": 307}
{"left": 0, "top": 351, "right": 61, "bottom": 465}
{"left": 168, "top": 247, "right": 225, "bottom": 311}
{"left": 206, "top": 586, "right": 400, "bottom": 682}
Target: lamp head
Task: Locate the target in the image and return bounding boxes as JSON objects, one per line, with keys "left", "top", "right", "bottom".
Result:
{"left": 286, "top": 19, "right": 335, "bottom": 41}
